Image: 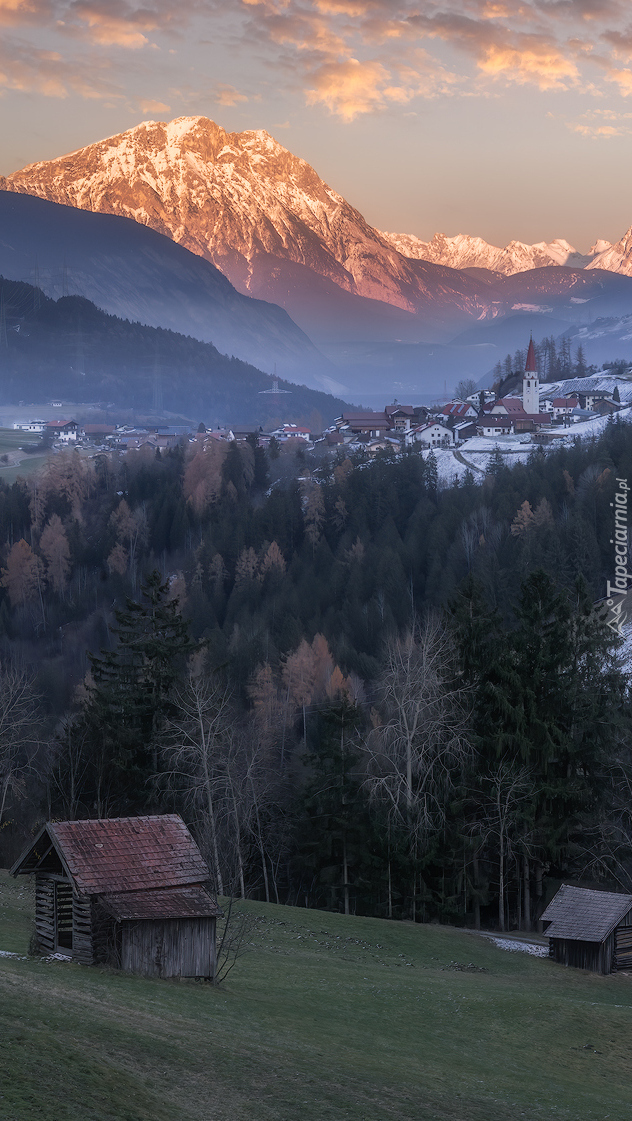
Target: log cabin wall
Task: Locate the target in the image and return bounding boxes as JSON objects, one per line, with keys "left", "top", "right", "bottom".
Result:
{"left": 35, "top": 877, "right": 55, "bottom": 954}
{"left": 72, "top": 894, "right": 94, "bottom": 965}
{"left": 55, "top": 881, "right": 73, "bottom": 951}
{"left": 121, "top": 917, "right": 216, "bottom": 978}
{"left": 542, "top": 886, "right": 632, "bottom": 975}
{"left": 12, "top": 816, "right": 221, "bottom": 977}
{"left": 614, "top": 907, "right": 632, "bottom": 970}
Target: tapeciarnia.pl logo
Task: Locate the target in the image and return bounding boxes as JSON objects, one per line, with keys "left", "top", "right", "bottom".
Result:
{"left": 606, "top": 478, "right": 630, "bottom": 636}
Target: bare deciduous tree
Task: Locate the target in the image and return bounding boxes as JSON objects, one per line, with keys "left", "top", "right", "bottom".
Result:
{"left": 0, "top": 663, "right": 40, "bottom": 826}
{"left": 158, "top": 664, "right": 234, "bottom": 895}
{"left": 364, "top": 616, "right": 473, "bottom": 918}
{"left": 213, "top": 896, "right": 259, "bottom": 986}
{"left": 469, "top": 759, "right": 534, "bottom": 931}
{"left": 366, "top": 616, "right": 473, "bottom": 843}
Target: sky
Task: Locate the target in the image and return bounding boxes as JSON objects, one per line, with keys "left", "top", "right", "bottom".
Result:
{"left": 2, "top": 1, "right": 632, "bottom": 250}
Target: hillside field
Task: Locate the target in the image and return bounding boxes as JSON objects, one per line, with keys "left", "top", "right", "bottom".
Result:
{"left": 1, "top": 869, "right": 631, "bottom": 1121}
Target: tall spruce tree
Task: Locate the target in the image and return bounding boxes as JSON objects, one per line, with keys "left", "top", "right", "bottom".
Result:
{"left": 81, "top": 570, "right": 198, "bottom": 812}
{"left": 297, "top": 700, "right": 372, "bottom": 914}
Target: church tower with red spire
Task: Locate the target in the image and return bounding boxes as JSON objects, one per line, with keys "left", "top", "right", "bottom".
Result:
{"left": 523, "top": 336, "right": 539, "bottom": 415}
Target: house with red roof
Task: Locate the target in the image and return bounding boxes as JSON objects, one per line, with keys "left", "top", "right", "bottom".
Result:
{"left": 45, "top": 419, "right": 79, "bottom": 443}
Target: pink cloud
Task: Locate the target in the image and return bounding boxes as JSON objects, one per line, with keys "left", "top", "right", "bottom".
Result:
{"left": 0, "top": 0, "right": 52, "bottom": 26}
{"left": 0, "top": 37, "right": 119, "bottom": 98}
{"left": 5, "top": 0, "right": 632, "bottom": 117}
{"left": 214, "top": 83, "right": 248, "bottom": 106}
{"left": 306, "top": 56, "right": 398, "bottom": 118}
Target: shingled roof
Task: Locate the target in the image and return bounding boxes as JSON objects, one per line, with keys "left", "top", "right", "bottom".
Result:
{"left": 541, "top": 884, "right": 632, "bottom": 942}
{"left": 13, "top": 815, "right": 209, "bottom": 895}
{"left": 100, "top": 885, "right": 221, "bottom": 921}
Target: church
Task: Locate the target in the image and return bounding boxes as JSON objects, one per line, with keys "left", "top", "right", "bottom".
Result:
{"left": 522, "top": 336, "right": 540, "bottom": 414}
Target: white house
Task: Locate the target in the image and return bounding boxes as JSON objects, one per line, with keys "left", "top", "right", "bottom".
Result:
{"left": 543, "top": 397, "right": 579, "bottom": 420}
{"left": 477, "top": 416, "right": 513, "bottom": 437}
{"left": 406, "top": 422, "right": 454, "bottom": 448}
{"left": 13, "top": 420, "right": 46, "bottom": 433}
{"left": 45, "top": 419, "right": 79, "bottom": 443}
{"left": 271, "top": 424, "right": 311, "bottom": 443}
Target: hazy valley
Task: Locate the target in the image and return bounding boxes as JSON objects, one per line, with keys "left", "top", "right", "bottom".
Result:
{"left": 4, "top": 116, "right": 632, "bottom": 403}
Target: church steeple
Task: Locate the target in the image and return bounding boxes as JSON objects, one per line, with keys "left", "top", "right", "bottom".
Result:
{"left": 525, "top": 336, "right": 537, "bottom": 374}
{"left": 523, "top": 335, "right": 539, "bottom": 414}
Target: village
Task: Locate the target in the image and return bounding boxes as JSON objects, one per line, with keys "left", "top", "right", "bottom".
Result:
{"left": 9, "top": 340, "right": 631, "bottom": 470}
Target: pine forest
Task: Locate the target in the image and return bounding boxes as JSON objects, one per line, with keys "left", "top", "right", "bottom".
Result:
{"left": 1, "top": 419, "right": 631, "bottom": 933}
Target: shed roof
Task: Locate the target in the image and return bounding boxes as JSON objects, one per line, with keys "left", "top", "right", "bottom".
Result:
{"left": 12, "top": 814, "right": 209, "bottom": 895}
{"left": 100, "top": 885, "right": 222, "bottom": 921}
{"left": 541, "top": 884, "right": 632, "bottom": 942}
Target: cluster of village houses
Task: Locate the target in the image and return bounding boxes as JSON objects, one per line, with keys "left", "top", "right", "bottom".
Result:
{"left": 13, "top": 344, "right": 628, "bottom": 457}
{"left": 11, "top": 416, "right": 315, "bottom": 451}
{"left": 325, "top": 342, "right": 625, "bottom": 454}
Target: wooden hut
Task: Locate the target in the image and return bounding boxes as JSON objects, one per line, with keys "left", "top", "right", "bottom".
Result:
{"left": 541, "top": 884, "right": 632, "bottom": 974}
{"left": 11, "top": 814, "right": 222, "bottom": 979}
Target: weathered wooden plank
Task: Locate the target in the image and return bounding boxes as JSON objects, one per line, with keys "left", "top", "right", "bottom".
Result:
{"left": 121, "top": 917, "right": 216, "bottom": 978}
{"left": 71, "top": 891, "right": 94, "bottom": 965}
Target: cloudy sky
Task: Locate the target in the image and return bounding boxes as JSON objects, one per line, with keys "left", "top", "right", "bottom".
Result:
{"left": 2, "top": 1, "right": 632, "bottom": 249}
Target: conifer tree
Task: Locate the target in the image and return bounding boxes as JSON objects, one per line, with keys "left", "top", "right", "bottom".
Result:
{"left": 298, "top": 699, "right": 370, "bottom": 914}
{"left": 81, "top": 570, "right": 199, "bottom": 810}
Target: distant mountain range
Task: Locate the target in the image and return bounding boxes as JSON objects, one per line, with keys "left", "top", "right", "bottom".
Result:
{"left": 3, "top": 115, "right": 632, "bottom": 399}
{"left": 378, "top": 231, "right": 619, "bottom": 276}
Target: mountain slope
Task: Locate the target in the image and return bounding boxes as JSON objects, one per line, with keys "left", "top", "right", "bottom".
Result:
{"left": 0, "top": 191, "right": 333, "bottom": 389}
{"left": 585, "top": 228, "right": 632, "bottom": 276}
{"left": 4, "top": 115, "right": 632, "bottom": 369}
{"left": 0, "top": 277, "right": 349, "bottom": 422}
{"left": 0, "top": 117, "right": 501, "bottom": 340}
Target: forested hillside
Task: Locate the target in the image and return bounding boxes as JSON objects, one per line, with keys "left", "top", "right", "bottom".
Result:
{"left": 1, "top": 420, "right": 631, "bottom": 932}
{"left": 0, "top": 278, "right": 347, "bottom": 425}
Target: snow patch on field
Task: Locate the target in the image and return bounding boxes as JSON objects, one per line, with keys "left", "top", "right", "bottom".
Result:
{"left": 483, "top": 937, "right": 549, "bottom": 957}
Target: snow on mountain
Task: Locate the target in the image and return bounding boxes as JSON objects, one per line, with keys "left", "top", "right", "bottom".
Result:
{"left": 0, "top": 119, "right": 508, "bottom": 343}
{"left": 379, "top": 231, "right": 606, "bottom": 275}
{"left": 4, "top": 114, "right": 632, "bottom": 358}
{"left": 586, "top": 228, "right": 632, "bottom": 276}
{"left": 0, "top": 117, "right": 487, "bottom": 328}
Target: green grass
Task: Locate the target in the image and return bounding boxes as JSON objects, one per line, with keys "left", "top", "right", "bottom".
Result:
{"left": 0, "top": 429, "right": 41, "bottom": 453}
{"left": 0, "top": 428, "right": 48, "bottom": 482}
{"left": 0, "top": 454, "right": 49, "bottom": 482}
{"left": 2, "top": 869, "right": 632, "bottom": 1121}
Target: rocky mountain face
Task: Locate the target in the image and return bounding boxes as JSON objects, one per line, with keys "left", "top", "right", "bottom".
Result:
{"left": 4, "top": 114, "right": 632, "bottom": 395}
{"left": 584, "top": 229, "right": 632, "bottom": 276}
{"left": 0, "top": 117, "right": 506, "bottom": 341}
{"left": 379, "top": 230, "right": 614, "bottom": 275}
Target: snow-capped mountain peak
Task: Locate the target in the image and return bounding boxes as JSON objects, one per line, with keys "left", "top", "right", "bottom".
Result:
{"left": 379, "top": 230, "right": 606, "bottom": 274}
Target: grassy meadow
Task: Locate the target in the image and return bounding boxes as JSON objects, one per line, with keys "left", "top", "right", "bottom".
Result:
{"left": 1, "top": 868, "right": 631, "bottom": 1121}
{"left": 0, "top": 427, "right": 48, "bottom": 482}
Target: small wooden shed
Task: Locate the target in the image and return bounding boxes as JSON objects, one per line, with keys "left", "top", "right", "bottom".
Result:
{"left": 11, "top": 814, "right": 222, "bottom": 979}
{"left": 541, "top": 884, "right": 632, "bottom": 974}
